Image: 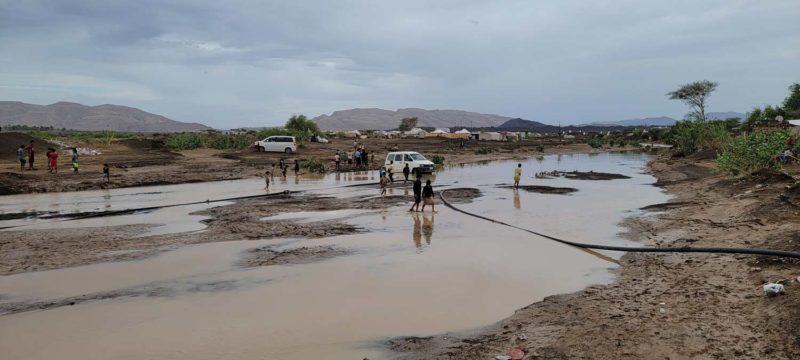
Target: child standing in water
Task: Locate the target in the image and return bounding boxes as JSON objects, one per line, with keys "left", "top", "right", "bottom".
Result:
{"left": 379, "top": 173, "right": 389, "bottom": 196}
{"left": 421, "top": 179, "right": 434, "bottom": 212}
{"left": 513, "top": 163, "right": 522, "bottom": 189}
{"left": 265, "top": 171, "right": 271, "bottom": 189}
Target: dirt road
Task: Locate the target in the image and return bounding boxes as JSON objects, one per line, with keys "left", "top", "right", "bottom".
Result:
{"left": 393, "top": 158, "right": 800, "bottom": 359}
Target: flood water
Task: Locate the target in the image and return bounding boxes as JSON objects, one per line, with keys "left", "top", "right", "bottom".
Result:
{"left": 0, "top": 152, "right": 668, "bottom": 360}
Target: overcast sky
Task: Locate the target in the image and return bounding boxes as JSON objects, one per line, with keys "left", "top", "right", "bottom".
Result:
{"left": 1, "top": 0, "right": 798, "bottom": 127}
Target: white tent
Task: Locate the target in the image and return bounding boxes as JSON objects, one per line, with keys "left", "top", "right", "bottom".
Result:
{"left": 405, "top": 128, "right": 427, "bottom": 136}
{"left": 481, "top": 131, "right": 504, "bottom": 141}
{"left": 455, "top": 129, "right": 471, "bottom": 134}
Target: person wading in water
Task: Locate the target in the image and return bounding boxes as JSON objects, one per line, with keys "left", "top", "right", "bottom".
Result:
{"left": 513, "top": 163, "right": 522, "bottom": 189}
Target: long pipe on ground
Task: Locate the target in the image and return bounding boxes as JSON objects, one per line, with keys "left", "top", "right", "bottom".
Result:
{"left": 439, "top": 189, "right": 800, "bottom": 260}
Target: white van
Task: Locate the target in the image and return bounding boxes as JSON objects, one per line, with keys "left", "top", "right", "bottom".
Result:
{"left": 254, "top": 136, "right": 297, "bottom": 153}
{"left": 384, "top": 151, "right": 435, "bottom": 175}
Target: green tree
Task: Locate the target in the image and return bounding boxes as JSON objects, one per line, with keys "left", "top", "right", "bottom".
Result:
{"left": 783, "top": 83, "right": 800, "bottom": 119}
{"left": 398, "top": 117, "right": 418, "bottom": 131}
{"left": 667, "top": 80, "right": 718, "bottom": 122}
{"left": 285, "top": 114, "right": 319, "bottom": 140}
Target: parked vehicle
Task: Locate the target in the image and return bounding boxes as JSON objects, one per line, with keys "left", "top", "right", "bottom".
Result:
{"left": 384, "top": 151, "right": 435, "bottom": 174}
{"left": 311, "top": 135, "right": 329, "bottom": 143}
{"left": 254, "top": 136, "right": 297, "bottom": 153}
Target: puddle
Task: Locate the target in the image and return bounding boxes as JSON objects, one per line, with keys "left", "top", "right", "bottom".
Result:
{"left": 0, "top": 152, "right": 669, "bottom": 360}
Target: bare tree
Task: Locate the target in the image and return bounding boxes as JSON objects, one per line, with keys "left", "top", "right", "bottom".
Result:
{"left": 398, "top": 117, "right": 418, "bottom": 131}
{"left": 667, "top": 80, "right": 718, "bottom": 122}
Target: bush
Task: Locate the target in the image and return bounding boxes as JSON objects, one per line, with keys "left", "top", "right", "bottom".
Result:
{"left": 302, "top": 158, "right": 326, "bottom": 173}
{"left": 716, "top": 129, "right": 790, "bottom": 177}
{"left": 255, "top": 127, "right": 291, "bottom": 140}
{"left": 166, "top": 133, "right": 207, "bottom": 150}
{"left": 210, "top": 134, "right": 254, "bottom": 150}
{"left": 665, "top": 120, "right": 731, "bottom": 156}
{"left": 587, "top": 138, "right": 604, "bottom": 148}
{"left": 430, "top": 155, "right": 445, "bottom": 165}
{"left": 475, "top": 146, "right": 494, "bottom": 155}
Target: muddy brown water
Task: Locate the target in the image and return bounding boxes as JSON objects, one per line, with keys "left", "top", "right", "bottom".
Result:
{"left": 0, "top": 152, "right": 668, "bottom": 360}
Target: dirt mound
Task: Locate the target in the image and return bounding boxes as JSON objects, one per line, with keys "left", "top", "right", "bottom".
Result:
{"left": 441, "top": 188, "right": 482, "bottom": 203}
{"left": 750, "top": 168, "right": 794, "bottom": 184}
{"left": 780, "top": 182, "right": 800, "bottom": 207}
{"left": 240, "top": 245, "right": 352, "bottom": 267}
{"left": 499, "top": 185, "right": 577, "bottom": 194}
{"left": 639, "top": 201, "right": 693, "bottom": 212}
{"left": 563, "top": 171, "right": 630, "bottom": 180}
{"left": 0, "top": 132, "right": 57, "bottom": 160}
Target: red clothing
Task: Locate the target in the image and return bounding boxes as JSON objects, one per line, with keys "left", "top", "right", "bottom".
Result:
{"left": 48, "top": 151, "right": 58, "bottom": 167}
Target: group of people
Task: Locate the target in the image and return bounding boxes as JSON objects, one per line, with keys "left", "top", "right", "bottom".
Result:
{"left": 379, "top": 170, "right": 435, "bottom": 212}
{"left": 15, "top": 140, "right": 110, "bottom": 182}
{"left": 264, "top": 158, "right": 301, "bottom": 189}
{"left": 334, "top": 142, "right": 371, "bottom": 171}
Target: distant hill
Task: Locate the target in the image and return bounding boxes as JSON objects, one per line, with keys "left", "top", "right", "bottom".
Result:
{"left": 312, "top": 108, "right": 510, "bottom": 130}
{"left": 585, "top": 112, "right": 745, "bottom": 127}
{"left": 0, "top": 101, "right": 210, "bottom": 132}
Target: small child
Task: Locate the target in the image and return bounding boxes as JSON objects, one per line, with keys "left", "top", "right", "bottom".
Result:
{"left": 71, "top": 148, "right": 79, "bottom": 173}
{"left": 265, "top": 171, "right": 271, "bottom": 189}
{"left": 48, "top": 148, "right": 58, "bottom": 173}
{"left": 102, "top": 164, "right": 110, "bottom": 183}
{"left": 380, "top": 174, "right": 389, "bottom": 196}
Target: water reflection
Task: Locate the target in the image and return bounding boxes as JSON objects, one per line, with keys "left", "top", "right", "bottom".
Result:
{"left": 513, "top": 190, "right": 521, "bottom": 209}
{"left": 411, "top": 213, "right": 435, "bottom": 252}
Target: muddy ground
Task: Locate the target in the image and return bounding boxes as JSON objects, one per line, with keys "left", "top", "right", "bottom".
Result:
{"left": 393, "top": 158, "right": 800, "bottom": 359}
{"left": 0, "top": 132, "right": 610, "bottom": 194}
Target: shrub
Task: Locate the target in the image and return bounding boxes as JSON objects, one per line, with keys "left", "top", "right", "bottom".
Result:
{"left": 255, "top": 127, "right": 291, "bottom": 140}
{"left": 302, "top": 157, "right": 326, "bottom": 173}
{"left": 210, "top": 134, "right": 254, "bottom": 150}
{"left": 665, "top": 120, "right": 731, "bottom": 156}
{"left": 587, "top": 138, "right": 604, "bottom": 148}
{"left": 166, "top": 133, "right": 207, "bottom": 150}
{"left": 475, "top": 146, "right": 494, "bottom": 155}
{"left": 431, "top": 155, "right": 445, "bottom": 165}
{"left": 716, "top": 129, "right": 790, "bottom": 177}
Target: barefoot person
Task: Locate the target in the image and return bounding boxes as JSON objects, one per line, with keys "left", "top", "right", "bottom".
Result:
{"left": 380, "top": 173, "right": 389, "bottom": 196}
{"left": 294, "top": 159, "right": 300, "bottom": 175}
{"left": 71, "top": 148, "right": 79, "bottom": 173}
{"left": 387, "top": 161, "right": 395, "bottom": 183}
{"left": 264, "top": 171, "right": 271, "bottom": 189}
{"left": 17, "top": 145, "right": 26, "bottom": 172}
{"left": 102, "top": 164, "right": 110, "bottom": 183}
{"left": 25, "top": 140, "right": 35, "bottom": 170}
{"left": 409, "top": 175, "right": 422, "bottom": 212}
{"left": 513, "top": 163, "right": 522, "bottom": 189}
{"left": 403, "top": 163, "right": 410, "bottom": 184}
{"left": 420, "top": 179, "right": 435, "bottom": 212}
{"left": 47, "top": 148, "right": 58, "bottom": 173}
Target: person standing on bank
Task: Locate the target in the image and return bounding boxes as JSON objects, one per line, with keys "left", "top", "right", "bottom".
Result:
{"left": 17, "top": 145, "right": 26, "bottom": 172}
{"left": 25, "top": 140, "right": 35, "bottom": 170}
{"left": 420, "top": 179, "right": 435, "bottom": 212}
{"left": 71, "top": 148, "right": 79, "bottom": 173}
{"left": 294, "top": 159, "right": 300, "bottom": 175}
{"left": 513, "top": 163, "right": 522, "bottom": 189}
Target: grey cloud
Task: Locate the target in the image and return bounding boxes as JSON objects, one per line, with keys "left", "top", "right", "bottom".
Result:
{"left": 0, "top": 0, "right": 798, "bottom": 127}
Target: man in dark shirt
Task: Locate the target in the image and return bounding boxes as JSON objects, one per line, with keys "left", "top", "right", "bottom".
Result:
{"left": 409, "top": 175, "right": 422, "bottom": 212}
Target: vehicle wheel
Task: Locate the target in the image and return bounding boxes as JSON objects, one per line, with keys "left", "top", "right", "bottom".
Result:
{"left": 284, "top": 148, "right": 293, "bottom": 154}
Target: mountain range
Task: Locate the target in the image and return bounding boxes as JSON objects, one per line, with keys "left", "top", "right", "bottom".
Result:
{"left": 312, "top": 108, "right": 510, "bottom": 130}
{"left": 0, "top": 101, "right": 209, "bottom": 132}
{"left": 312, "top": 108, "right": 746, "bottom": 131}
{"left": 584, "top": 112, "right": 746, "bottom": 127}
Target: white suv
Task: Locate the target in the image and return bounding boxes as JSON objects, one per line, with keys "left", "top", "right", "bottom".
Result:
{"left": 254, "top": 136, "right": 297, "bottom": 153}
{"left": 384, "top": 151, "right": 435, "bottom": 175}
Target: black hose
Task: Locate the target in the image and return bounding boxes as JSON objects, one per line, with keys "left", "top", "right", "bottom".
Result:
{"left": 439, "top": 189, "right": 800, "bottom": 260}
